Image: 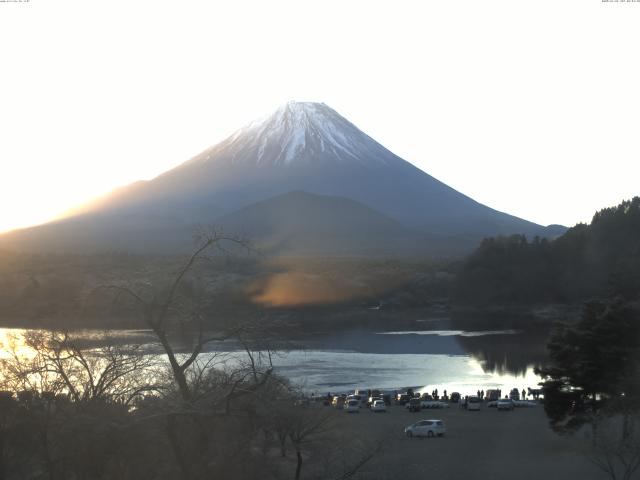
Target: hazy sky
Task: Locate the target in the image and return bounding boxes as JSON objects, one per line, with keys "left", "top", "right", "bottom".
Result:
{"left": 1, "top": 0, "right": 639, "bottom": 233}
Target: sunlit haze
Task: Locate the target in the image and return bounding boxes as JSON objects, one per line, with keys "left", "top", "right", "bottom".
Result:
{"left": 1, "top": 0, "right": 639, "bottom": 233}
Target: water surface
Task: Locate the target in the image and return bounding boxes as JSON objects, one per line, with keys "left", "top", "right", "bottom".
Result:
{"left": 0, "top": 325, "right": 547, "bottom": 396}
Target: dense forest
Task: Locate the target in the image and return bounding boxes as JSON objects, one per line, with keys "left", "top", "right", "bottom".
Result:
{"left": 0, "top": 248, "right": 444, "bottom": 330}
{"left": 454, "top": 197, "right": 640, "bottom": 305}
{"left": 2, "top": 197, "right": 638, "bottom": 329}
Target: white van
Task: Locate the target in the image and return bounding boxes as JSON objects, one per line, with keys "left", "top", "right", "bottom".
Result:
{"left": 467, "top": 395, "right": 481, "bottom": 411}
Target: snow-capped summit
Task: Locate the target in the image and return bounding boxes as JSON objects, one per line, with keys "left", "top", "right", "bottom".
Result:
{"left": 200, "top": 101, "right": 391, "bottom": 167}
{"left": 0, "top": 102, "right": 563, "bottom": 255}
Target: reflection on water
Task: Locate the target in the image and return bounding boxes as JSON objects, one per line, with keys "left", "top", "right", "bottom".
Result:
{"left": 454, "top": 327, "right": 549, "bottom": 377}
{"left": 0, "top": 328, "right": 156, "bottom": 360}
{"left": 246, "top": 349, "right": 542, "bottom": 396}
{"left": 241, "top": 325, "right": 547, "bottom": 394}
{"left": 1, "top": 317, "right": 550, "bottom": 395}
{"left": 377, "top": 329, "right": 521, "bottom": 337}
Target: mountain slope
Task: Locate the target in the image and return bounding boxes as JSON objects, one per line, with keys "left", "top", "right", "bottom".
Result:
{"left": 0, "top": 102, "right": 563, "bottom": 255}
{"left": 85, "top": 102, "right": 549, "bottom": 235}
{"left": 216, "top": 191, "right": 422, "bottom": 255}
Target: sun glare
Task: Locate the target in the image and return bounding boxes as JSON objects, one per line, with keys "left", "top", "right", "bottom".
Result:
{"left": 0, "top": 209, "right": 55, "bottom": 234}
{"left": 0, "top": 179, "right": 116, "bottom": 234}
{"left": 0, "top": 329, "right": 36, "bottom": 360}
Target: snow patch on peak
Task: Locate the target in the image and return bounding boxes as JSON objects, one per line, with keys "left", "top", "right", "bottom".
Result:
{"left": 217, "top": 101, "right": 392, "bottom": 167}
{"left": 281, "top": 100, "right": 328, "bottom": 112}
{"left": 282, "top": 123, "right": 306, "bottom": 163}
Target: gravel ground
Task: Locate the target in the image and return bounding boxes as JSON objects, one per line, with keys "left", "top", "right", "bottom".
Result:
{"left": 329, "top": 403, "right": 603, "bottom": 480}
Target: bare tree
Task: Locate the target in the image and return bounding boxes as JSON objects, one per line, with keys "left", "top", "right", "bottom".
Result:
{"left": 587, "top": 414, "right": 640, "bottom": 480}
{"left": 0, "top": 231, "right": 389, "bottom": 480}
{"left": 288, "top": 407, "right": 334, "bottom": 480}
{"left": 1, "top": 331, "right": 161, "bottom": 407}
{"left": 92, "top": 230, "right": 290, "bottom": 480}
{"left": 259, "top": 396, "right": 382, "bottom": 480}
{"left": 98, "top": 229, "right": 253, "bottom": 404}
{"left": 0, "top": 330, "right": 163, "bottom": 480}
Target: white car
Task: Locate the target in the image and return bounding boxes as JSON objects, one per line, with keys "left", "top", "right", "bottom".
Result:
{"left": 345, "top": 399, "right": 361, "bottom": 413}
{"left": 371, "top": 399, "right": 386, "bottom": 412}
{"left": 405, "top": 419, "right": 446, "bottom": 438}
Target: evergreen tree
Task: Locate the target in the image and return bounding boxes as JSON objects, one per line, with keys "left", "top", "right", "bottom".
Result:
{"left": 536, "top": 300, "right": 640, "bottom": 434}
{"left": 454, "top": 197, "right": 640, "bottom": 305}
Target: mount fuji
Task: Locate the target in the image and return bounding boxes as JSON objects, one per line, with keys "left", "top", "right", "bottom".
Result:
{"left": 0, "top": 102, "right": 564, "bottom": 255}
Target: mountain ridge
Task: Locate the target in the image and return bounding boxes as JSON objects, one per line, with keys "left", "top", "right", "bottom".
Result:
{"left": 0, "top": 101, "right": 565, "bottom": 255}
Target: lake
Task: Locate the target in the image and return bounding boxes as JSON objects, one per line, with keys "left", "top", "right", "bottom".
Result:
{"left": 0, "top": 322, "right": 549, "bottom": 397}
{"left": 242, "top": 327, "right": 546, "bottom": 395}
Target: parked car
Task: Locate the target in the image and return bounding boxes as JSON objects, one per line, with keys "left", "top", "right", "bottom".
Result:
{"left": 371, "top": 399, "right": 386, "bottom": 412}
{"left": 421, "top": 400, "right": 449, "bottom": 409}
{"left": 485, "top": 389, "right": 501, "bottom": 401}
{"left": 354, "top": 389, "right": 369, "bottom": 404}
{"left": 497, "top": 398, "right": 515, "bottom": 411}
{"left": 405, "top": 419, "right": 446, "bottom": 438}
{"left": 406, "top": 398, "right": 422, "bottom": 412}
{"left": 331, "top": 395, "right": 346, "bottom": 409}
{"left": 396, "top": 393, "right": 410, "bottom": 405}
{"left": 467, "top": 395, "right": 481, "bottom": 411}
{"left": 345, "top": 399, "right": 361, "bottom": 413}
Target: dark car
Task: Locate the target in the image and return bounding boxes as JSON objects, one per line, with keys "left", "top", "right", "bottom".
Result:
{"left": 485, "top": 389, "right": 501, "bottom": 401}
{"left": 406, "top": 398, "right": 422, "bottom": 412}
{"left": 396, "top": 393, "right": 410, "bottom": 405}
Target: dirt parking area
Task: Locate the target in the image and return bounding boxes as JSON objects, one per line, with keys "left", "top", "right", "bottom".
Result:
{"left": 329, "top": 403, "right": 602, "bottom": 480}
